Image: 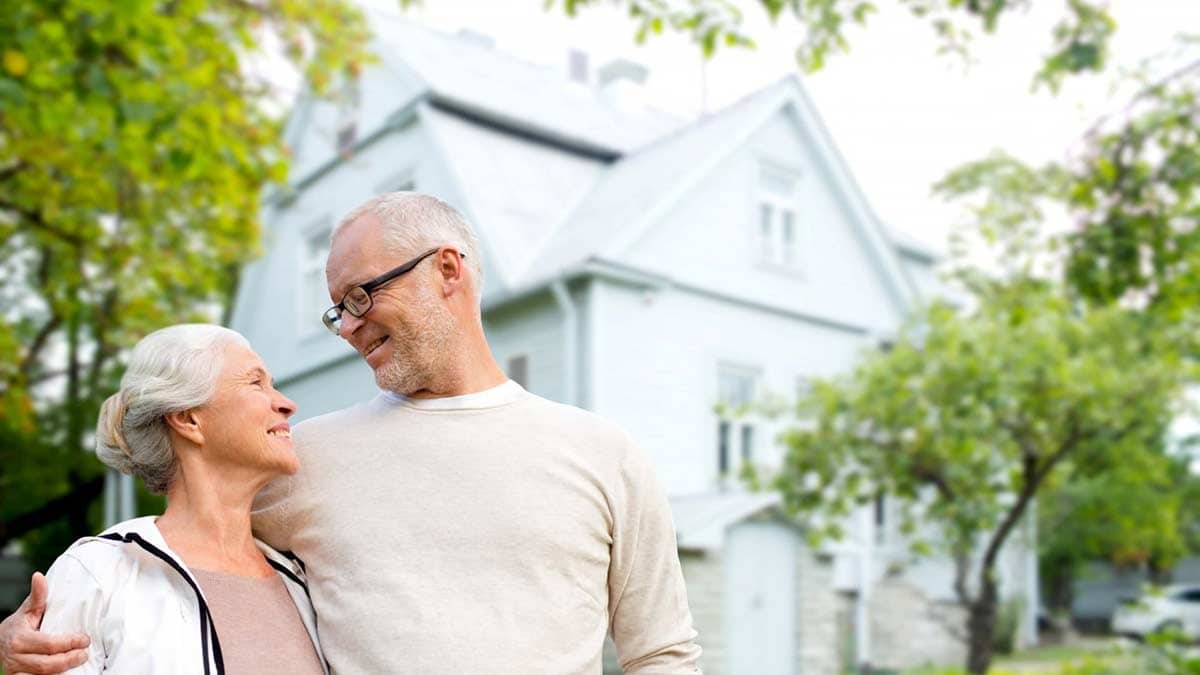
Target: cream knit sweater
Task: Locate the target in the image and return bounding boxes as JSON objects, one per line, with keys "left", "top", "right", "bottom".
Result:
{"left": 252, "top": 381, "right": 701, "bottom": 674}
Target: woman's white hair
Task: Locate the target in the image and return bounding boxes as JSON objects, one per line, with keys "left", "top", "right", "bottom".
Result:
{"left": 95, "top": 324, "right": 249, "bottom": 494}
{"left": 331, "top": 192, "right": 484, "bottom": 297}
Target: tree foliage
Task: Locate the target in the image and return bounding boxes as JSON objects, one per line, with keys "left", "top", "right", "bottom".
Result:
{"left": 0, "top": 0, "right": 370, "bottom": 568}
{"left": 936, "top": 40, "right": 1200, "bottom": 320}
{"left": 550, "top": 0, "right": 1115, "bottom": 89}
{"left": 769, "top": 278, "right": 1193, "bottom": 673}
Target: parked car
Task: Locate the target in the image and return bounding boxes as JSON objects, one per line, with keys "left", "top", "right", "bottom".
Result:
{"left": 1111, "top": 584, "right": 1200, "bottom": 640}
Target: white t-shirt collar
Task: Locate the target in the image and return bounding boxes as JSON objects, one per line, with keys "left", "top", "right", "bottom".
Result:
{"left": 380, "top": 379, "right": 525, "bottom": 410}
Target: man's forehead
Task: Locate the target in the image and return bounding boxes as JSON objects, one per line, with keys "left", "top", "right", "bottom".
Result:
{"left": 327, "top": 218, "right": 383, "bottom": 280}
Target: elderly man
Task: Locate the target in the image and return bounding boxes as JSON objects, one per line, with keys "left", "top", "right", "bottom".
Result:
{"left": 0, "top": 192, "right": 702, "bottom": 674}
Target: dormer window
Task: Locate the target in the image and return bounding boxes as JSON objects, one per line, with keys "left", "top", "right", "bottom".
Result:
{"left": 757, "top": 163, "right": 803, "bottom": 272}
{"left": 335, "top": 77, "right": 361, "bottom": 155}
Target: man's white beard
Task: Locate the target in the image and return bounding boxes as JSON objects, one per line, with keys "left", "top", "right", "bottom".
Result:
{"left": 374, "top": 301, "right": 454, "bottom": 395}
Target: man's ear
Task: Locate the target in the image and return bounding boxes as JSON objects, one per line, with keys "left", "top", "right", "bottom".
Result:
{"left": 438, "top": 248, "right": 466, "bottom": 298}
{"left": 164, "top": 410, "right": 204, "bottom": 446}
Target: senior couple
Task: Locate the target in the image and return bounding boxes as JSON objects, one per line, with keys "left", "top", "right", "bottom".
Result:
{"left": 0, "top": 193, "right": 702, "bottom": 674}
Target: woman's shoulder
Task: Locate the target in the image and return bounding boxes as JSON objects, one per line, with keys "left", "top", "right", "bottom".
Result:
{"left": 48, "top": 516, "right": 164, "bottom": 582}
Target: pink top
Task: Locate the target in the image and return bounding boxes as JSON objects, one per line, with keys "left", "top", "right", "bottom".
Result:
{"left": 192, "top": 569, "right": 324, "bottom": 675}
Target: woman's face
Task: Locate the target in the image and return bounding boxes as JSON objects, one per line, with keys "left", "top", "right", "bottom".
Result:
{"left": 193, "top": 343, "right": 299, "bottom": 478}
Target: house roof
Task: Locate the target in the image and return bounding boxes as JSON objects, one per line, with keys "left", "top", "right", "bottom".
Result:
{"left": 670, "top": 491, "right": 791, "bottom": 552}
{"left": 366, "top": 10, "right": 682, "bottom": 156}
{"left": 283, "top": 19, "right": 932, "bottom": 306}
{"left": 517, "top": 75, "right": 921, "bottom": 311}
{"left": 421, "top": 104, "right": 608, "bottom": 288}
{"left": 524, "top": 80, "right": 789, "bottom": 285}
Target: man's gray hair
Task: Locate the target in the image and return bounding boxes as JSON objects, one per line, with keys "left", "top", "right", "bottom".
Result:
{"left": 332, "top": 192, "right": 484, "bottom": 294}
{"left": 95, "top": 324, "right": 249, "bottom": 495}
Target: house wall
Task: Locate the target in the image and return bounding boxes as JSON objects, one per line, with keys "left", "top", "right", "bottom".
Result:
{"left": 482, "top": 290, "right": 567, "bottom": 404}
{"left": 589, "top": 277, "right": 876, "bottom": 495}
{"left": 284, "top": 45, "right": 426, "bottom": 182}
{"left": 869, "top": 577, "right": 968, "bottom": 670}
{"left": 231, "top": 117, "right": 512, "bottom": 419}
{"left": 623, "top": 110, "right": 906, "bottom": 337}
{"left": 685, "top": 535, "right": 838, "bottom": 675}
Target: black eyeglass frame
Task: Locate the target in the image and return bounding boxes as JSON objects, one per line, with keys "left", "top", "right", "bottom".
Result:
{"left": 321, "top": 247, "right": 465, "bottom": 335}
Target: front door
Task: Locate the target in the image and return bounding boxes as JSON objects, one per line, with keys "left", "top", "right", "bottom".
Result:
{"left": 725, "top": 520, "right": 799, "bottom": 674}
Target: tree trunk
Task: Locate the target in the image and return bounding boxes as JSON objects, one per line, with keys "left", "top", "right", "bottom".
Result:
{"left": 0, "top": 476, "right": 105, "bottom": 551}
{"left": 965, "top": 571, "right": 999, "bottom": 674}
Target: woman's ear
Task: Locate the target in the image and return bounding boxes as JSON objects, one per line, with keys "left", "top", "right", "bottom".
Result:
{"left": 164, "top": 410, "right": 204, "bottom": 446}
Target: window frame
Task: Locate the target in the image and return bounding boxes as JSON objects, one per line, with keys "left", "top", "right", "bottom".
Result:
{"left": 754, "top": 160, "right": 806, "bottom": 277}
{"left": 296, "top": 217, "right": 333, "bottom": 337}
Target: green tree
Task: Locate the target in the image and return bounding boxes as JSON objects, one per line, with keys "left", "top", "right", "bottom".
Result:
{"left": 1038, "top": 454, "right": 1191, "bottom": 620}
{"left": 0, "top": 0, "right": 370, "bottom": 569}
{"left": 551, "top": 0, "right": 1115, "bottom": 89}
{"left": 770, "top": 279, "right": 1193, "bottom": 674}
{"left": 933, "top": 40, "right": 1200, "bottom": 320}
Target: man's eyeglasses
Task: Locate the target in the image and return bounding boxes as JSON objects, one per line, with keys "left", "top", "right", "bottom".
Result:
{"left": 321, "top": 247, "right": 465, "bottom": 335}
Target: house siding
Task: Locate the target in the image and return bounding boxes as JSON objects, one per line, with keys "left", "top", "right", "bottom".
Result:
{"left": 590, "top": 277, "right": 875, "bottom": 495}
{"left": 483, "top": 291, "right": 565, "bottom": 403}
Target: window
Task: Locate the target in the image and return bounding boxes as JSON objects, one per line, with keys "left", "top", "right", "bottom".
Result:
{"left": 740, "top": 425, "right": 754, "bottom": 463}
{"left": 718, "top": 367, "right": 757, "bottom": 410}
{"left": 756, "top": 163, "right": 803, "bottom": 270}
{"left": 507, "top": 354, "right": 529, "bottom": 389}
{"left": 874, "top": 493, "right": 887, "bottom": 544}
{"left": 335, "top": 77, "right": 361, "bottom": 155}
{"left": 718, "top": 420, "right": 731, "bottom": 475}
{"left": 717, "top": 365, "right": 760, "bottom": 482}
{"left": 300, "top": 225, "right": 332, "bottom": 334}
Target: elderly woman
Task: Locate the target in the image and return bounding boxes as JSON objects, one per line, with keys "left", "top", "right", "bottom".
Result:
{"left": 35, "top": 324, "right": 325, "bottom": 674}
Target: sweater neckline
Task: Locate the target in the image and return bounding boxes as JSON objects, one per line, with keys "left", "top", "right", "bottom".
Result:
{"left": 379, "top": 379, "right": 526, "bottom": 411}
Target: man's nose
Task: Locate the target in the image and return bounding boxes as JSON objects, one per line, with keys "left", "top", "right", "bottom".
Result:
{"left": 338, "top": 312, "right": 365, "bottom": 340}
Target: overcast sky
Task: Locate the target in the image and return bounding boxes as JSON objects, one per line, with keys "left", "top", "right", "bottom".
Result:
{"left": 373, "top": 0, "right": 1198, "bottom": 252}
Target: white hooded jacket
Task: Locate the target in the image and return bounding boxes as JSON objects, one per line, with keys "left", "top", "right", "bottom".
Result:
{"left": 39, "top": 516, "right": 327, "bottom": 675}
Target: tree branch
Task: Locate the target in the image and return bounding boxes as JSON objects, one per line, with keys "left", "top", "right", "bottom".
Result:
{"left": 0, "top": 476, "right": 105, "bottom": 551}
{"left": 19, "top": 315, "right": 63, "bottom": 380}
{"left": 0, "top": 200, "right": 85, "bottom": 247}
{"left": 0, "top": 161, "right": 24, "bottom": 183}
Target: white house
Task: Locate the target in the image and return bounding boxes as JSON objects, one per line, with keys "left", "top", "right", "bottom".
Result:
{"left": 229, "top": 17, "right": 1038, "bottom": 674}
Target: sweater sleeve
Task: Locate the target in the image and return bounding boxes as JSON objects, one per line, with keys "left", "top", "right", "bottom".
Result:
{"left": 39, "top": 554, "right": 107, "bottom": 674}
{"left": 251, "top": 474, "right": 295, "bottom": 552}
{"left": 607, "top": 440, "right": 703, "bottom": 674}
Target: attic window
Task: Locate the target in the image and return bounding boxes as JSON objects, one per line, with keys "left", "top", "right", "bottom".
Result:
{"left": 335, "top": 77, "right": 361, "bottom": 155}
{"left": 757, "top": 163, "right": 803, "bottom": 272}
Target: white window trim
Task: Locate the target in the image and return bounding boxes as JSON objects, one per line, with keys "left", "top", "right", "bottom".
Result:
{"left": 716, "top": 362, "right": 764, "bottom": 484}
{"left": 296, "top": 216, "right": 333, "bottom": 338}
{"left": 753, "top": 159, "right": 807, "bottom": 279}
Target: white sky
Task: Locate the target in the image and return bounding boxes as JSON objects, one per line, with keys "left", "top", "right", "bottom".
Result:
{"left": 384, "top": 0, "right": 1199, "bottom": 251}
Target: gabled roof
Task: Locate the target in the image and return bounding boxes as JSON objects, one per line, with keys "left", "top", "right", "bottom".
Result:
{"left": 367, "top": 11, "right": 681, "bottom": 156}
{"left": 519, "top": 76, "right": 920, "bottom": 311}
{"left": 421, "top": 104, "right": 608, "bottom": 288}
{"left": 670, "top": 492, "right": 793, "bottom": 552}
{"left": 281, "top": 19, "right": 930, "bottom": 307}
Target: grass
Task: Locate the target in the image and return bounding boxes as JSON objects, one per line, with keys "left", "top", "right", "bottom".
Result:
{"left": 899, "top": 640, "right": 1125, "bottom": 674}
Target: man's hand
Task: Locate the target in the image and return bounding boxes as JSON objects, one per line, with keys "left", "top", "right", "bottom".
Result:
{"left": 0, "top": 573, "right": 89, "bottom": 675}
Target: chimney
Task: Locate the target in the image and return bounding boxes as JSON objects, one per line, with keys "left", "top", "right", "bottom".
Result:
{"left": 568, "top": 49, "right": 589, "bottom": 84}
{"left": 597, "top": 58, "right": 648, "bottom": 88}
